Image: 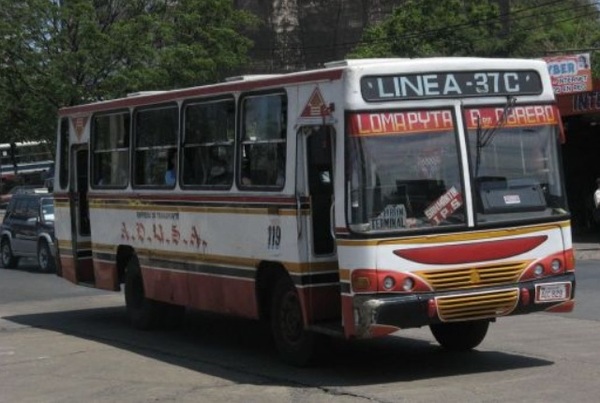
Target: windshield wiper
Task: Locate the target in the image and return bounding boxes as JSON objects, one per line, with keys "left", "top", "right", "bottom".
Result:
{"left": 475, "top": 96, "right": 516, "bottom": 178}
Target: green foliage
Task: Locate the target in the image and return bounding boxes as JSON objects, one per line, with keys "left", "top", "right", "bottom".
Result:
{"left": 506, "top": 0, "right": 600, "bottom": 76}
{"left": 3, "top": 0, "right": 600, "bottom": 145}
{"left": 351, "top": 0, "right": 600, "bottom": 72}
{"left": 0, "top": 0, "right": 259, "bottom": 143}
{"left": 352, "top": 0, "right": 503, "bottom": 58}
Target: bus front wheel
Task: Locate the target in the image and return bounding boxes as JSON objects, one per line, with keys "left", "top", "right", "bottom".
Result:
{"left": 430, "top": 320, "right": 490, "bottom": 351}
{"left": 271, "top": 277, "right": 316, "bottom": 366}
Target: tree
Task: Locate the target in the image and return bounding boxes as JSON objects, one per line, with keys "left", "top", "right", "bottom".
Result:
{"left": 350, "top": 0, "right": 503, "bottom": 58}
{"left": 0, "top": 0, "right": 258, "bottom": 144}
{"left": 504, "top": 0, "right": 600, "bottom": 77}
{"left": 350, "top": 0, "right": 600, "bottom": 77}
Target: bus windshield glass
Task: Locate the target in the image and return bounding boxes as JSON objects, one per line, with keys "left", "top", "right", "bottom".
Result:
{"left": 466, "top": 105, "right": 567, "bottom": 224}
{"left": 346, "top": 109, "right": 465, "bottom": 233}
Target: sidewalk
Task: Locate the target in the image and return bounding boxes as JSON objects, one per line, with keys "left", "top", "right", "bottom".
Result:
{"left": 574, "top": 233, "right": 600, "bottom": 261}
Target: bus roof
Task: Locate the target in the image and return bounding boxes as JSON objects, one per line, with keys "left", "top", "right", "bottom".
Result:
{"left": 58, "top": 57, "right": 551, "bottom": 117}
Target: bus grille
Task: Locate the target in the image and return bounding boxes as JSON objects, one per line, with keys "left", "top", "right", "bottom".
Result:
{"left": 436, "top": 289, "right": 519, "bottom": 322}
{"left": 415, "top": 261, "right": 528, "bottom": 291}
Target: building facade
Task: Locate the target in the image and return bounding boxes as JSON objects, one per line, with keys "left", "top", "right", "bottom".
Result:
{"left": 557, "top": 81, "right": 600, "bottom": 234}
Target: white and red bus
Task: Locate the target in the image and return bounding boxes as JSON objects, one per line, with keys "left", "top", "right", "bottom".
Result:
{"left": 53, "top": 58, "right": 575, "bottom": 365}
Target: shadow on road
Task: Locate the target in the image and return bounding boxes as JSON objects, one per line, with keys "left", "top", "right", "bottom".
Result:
{"left": 4, "top": 305, "right": 553, "bottom": 387}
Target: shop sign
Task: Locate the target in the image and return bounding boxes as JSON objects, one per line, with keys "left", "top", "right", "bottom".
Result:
{"left": 556, "top": 90, "right": 600, "bottom": 117}
{"left": 543, "top": 53, "right": 592, "bottom": 95}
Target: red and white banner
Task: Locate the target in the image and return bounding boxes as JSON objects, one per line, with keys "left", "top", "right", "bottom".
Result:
{"left": 465, "top": 105, "right": 559, "bottom": 129}
{"left": 543, "top": 53, "right": 592, "bottom": 95}
{"left": 347, "top": 110, "right": 454, "bottom": 137}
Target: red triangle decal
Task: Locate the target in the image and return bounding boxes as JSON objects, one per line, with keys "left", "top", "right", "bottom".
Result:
{"left": 301, "top": 88, "right": 328, "bottom": 118}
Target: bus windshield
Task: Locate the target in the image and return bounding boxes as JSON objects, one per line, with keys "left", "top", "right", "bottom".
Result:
{"left": 346, "top": 105, "right": 568, "bottom": 234}
{"left": 346, "top": 109, "right": 466, "bottom": 233}
{"left": 466, "top": 105, "right": 568, "bottom": 224}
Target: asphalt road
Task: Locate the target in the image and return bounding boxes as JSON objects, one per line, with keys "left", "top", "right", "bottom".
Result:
{"left": 0, "top": 260, "right": 599, "bottom": 402}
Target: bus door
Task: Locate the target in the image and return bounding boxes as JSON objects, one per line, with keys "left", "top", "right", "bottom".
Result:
{"left": 299, "top": 126, "right": 339, "bottom": 324}
{"left": 68, "top": 146, "right": 94, "bottom": 284}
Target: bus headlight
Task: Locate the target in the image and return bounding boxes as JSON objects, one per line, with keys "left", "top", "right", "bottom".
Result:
{"left": 383, "top": 276, "right": 395, "bottom": 290}
{"left": 533, "top": 264, "right": 545, "bottom": 277}
{"left": 402, "top": 277, "right": 415, "bottom": 291}
{"left": 551, "top": 259, "right": 562, "bottom": 273}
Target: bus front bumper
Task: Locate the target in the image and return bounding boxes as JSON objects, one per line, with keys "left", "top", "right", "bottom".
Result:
{"left": 352, "top": 273, "right": 575, "bottom": 338}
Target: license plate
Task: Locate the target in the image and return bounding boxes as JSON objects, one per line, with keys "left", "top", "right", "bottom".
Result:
{"left": 536, "top": 283, "right": 569, "bottom": 302}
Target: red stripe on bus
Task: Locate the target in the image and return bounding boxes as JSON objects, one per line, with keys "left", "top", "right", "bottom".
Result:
{"left": 142, "top": 266, "right": 341, "bottom": 324}
{"left": 59, "top": 256, "right": 94, "bottom": 284}
{"left": 298, "top": 286, "right": 341, "bottom": 323}
{"left": 60, "top": 256, "right": 78, "bottom": 284}
{"left": 341, "top": 295, "right": 356, "bottom": 338}
{"left": 59, "top": 69, "right": 344, "bottom": 116}
{"left": 393, "top": 236, "right": 548, "bottom": 264}
{"left": 368, "top": 325, "right": 399, "bottom": 337}
{"left": 56, "top": 192, "right": 311, "bottom": 204}
{"left": 86, "top": 192, "right": 299, "bottom": 204}
{"left": 544, "top": 300, "right": 575, "bottom": 313}
{"left": 142, "top": 267, "right": 259, "bottom": 318}
{"left": 93, "top": 259, "right": 120, "bottom": 291}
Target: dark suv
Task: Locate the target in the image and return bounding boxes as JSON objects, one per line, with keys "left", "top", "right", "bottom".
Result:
{"left": 0, "top": 192, "right": 56, "bottom": 272}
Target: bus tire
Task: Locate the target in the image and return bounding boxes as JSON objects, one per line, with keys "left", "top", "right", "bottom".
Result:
{"left": 124, "top": 257, "right": 159, "bottom": 330}
{"left": 1, "top": 237, "right": 18, "bottom": 269}
{"left": 270, "top": 276, "right": 316, "bottom": 366}
{"left": 37, "top": 240, "right": 55, "bottom": 273}
{"left": 430, "top": 320, "right": 490, "bottom": 351}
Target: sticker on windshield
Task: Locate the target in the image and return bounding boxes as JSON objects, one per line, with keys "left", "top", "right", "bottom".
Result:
{"left": 504, "top": 194, "right": 521, "bottom": 205}
{"left": 424, "top": 186, "right": 463, "bottom": 225}
{"left": 370, "top": 204, "right": 407, "bottom": 230}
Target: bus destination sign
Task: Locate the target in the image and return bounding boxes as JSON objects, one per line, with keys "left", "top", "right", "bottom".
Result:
{"left": 361, "top": 71, "right": 543, "bottom": 101}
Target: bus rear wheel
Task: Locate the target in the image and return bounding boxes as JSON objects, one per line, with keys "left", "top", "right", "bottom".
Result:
{"left": 430, "top": 320, "right": 490, "bottom": 351}
{"left": 124, "top": 257, "right": 185, "bottom": 330}
{"left": 270, "top": 277, "right": 316, "bottom": 366}
{"left": 125, "top": 257, "right": 161, "bottom": 330}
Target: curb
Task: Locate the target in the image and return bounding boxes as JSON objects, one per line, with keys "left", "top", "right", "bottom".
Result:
{"left": 575, "top": 248, "right": 600, "bottom": 261}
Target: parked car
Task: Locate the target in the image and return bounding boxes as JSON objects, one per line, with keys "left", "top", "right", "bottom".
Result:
{"left": 0, "top": 185, "right": 48, "bottom": 209}
{"left": 0, "top": 193, "right": 56, "bottom": 272}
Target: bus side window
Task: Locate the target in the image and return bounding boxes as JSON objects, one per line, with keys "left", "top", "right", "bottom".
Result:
{"left": 239, "top": 92, "right": 286, "bottom": 189}
{"left": 133, "top": 104, "right": 178, "bottom": 187}
{"left": 207, "top": 146, "right": 232, "bottom": 185}
{"left": 241, "top": 143, "right": 285, "bottom": 187}
{"left": 92, "top": 111, "right": 130, "bottom": 188}
{"left": 182, "top": 98, "right": 234, "bottom": 188}
{"left": 182, "top": 146, "right": 206, "bottom": 185}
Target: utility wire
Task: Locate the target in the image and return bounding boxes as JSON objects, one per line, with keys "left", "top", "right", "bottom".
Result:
{"left": 545, "top": 46, "right": 600, "bottom": 54}
{"left": 486, "top": 7, "right": 600, "bottom": 57}
{"left": 335, "top": 3, "right": 600, "bottom": 58}
{"left": 249, "top": 0, "right": 600, "bottom": 57}
{"left": 343, "top": 1, "right": 598, "bottom": 56}
{"left": 417, "top": 4, "right": 600, "bottom": 58}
